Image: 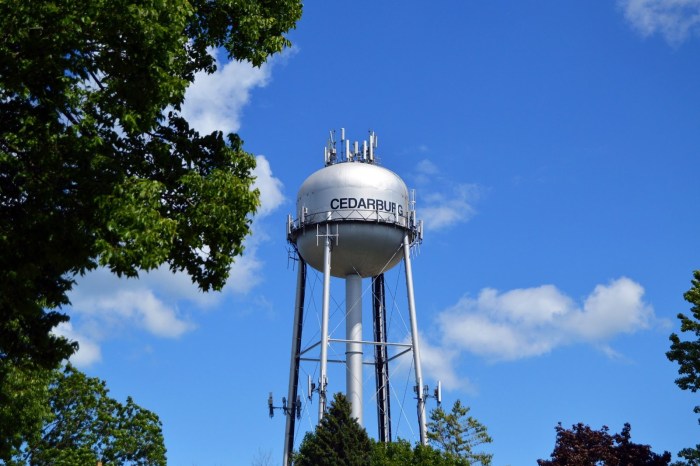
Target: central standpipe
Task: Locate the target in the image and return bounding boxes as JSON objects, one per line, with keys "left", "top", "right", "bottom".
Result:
{"left": 346, "top": 274, "right": 363, "bottom": 424}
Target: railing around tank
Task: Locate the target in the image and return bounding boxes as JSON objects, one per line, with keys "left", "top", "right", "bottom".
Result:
{"left": 287, "top": 207, "right": 423, "bottom": 245}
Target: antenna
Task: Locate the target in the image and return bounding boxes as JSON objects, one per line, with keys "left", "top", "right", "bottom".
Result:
{"left": 420, "top": 381, "right": 442, "bottom": 407}
{"left": 340, "top": 128, "right": 346, "bottom": 159}
{"left": 307, "top": 374, "right": 315, "bottom": 400}
{"left": 325, "top": 130, "right": 337, "bottom": 165}
{"left": 369, "top": 131, "right": 375, "bottom": 162}
{"left": 268, "top": 392, "right": 301, "bottom": 419}
{"left": 286, "top": 214, "right": 293, "bottom": 238}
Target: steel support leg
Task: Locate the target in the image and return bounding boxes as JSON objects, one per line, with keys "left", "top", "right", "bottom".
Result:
{"left": 283, "top": 259, "right": 306, "bottom": 466}
{"left": 318, "top": 224, "right": 331, "bottom": 421}
{"left": 403, "top": 233, "right": 427, "bottom": 445}
{"left": 373, "top": 274, "right": 392, "bottom": 443}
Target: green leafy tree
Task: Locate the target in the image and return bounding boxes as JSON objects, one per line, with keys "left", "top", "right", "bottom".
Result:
{"left": 371, "top": 438, "right": 472, "bottom": 466}
{"left": 0, "top": 361, "right": 53, "bottom": 460}
{"left": 0, "top": 0, "right": 303, "bottom": 369}
{"left": 537, "top": 422, "right": 671, "bottom": 466}
{"left": 294, "top": 393, "right": 372, "bottom": 466}
{"left": 427, "top": 400, "right": 493, "bottom": 466}
{"left": 4, "top": 364, "right": 166, "bottom": 465}
{"left": 667, "top": 270, "right": 700, "bottom": 465}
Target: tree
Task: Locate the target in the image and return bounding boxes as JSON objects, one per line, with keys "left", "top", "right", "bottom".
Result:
{"left": 371, "top": 438, "right": 472, "bottom": 466}
{"left": 294, "top": 393, "right": 372, "bottom": 466}
{"left": 537, "top": 422, "right": 671, "bottom": 466}
{"left": 4, "top": 364, "right": 166, "bottom": 465}
{"left": 427, "top": 400, "right": 493, "bottom": 466}
{"left": 0, "top": 0, "right": 303, "bottom": 369}
{"left": 667, "top": 270, "right": 700, "bottom": 464}
{"left": 0, "top": 360, "right": 53, "bottom": 460}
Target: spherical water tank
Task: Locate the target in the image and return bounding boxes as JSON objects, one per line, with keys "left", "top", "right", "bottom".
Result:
{"left": 290, "top": 161, "right": 412, "bottom": 278}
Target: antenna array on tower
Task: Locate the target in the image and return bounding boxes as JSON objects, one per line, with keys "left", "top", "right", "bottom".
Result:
{"left": 325, "top": 128, "right": 379, "bottom": 166}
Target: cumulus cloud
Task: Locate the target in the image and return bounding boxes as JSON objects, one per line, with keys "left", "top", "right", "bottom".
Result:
{"left": 64, "top": 249, "right": 258, "bottom": 367}
{"left": 437, "top": 277, "right": 656, "bottom": 361}
{"left": 418, "top": 335, "right": 475, "bottom": 393}
{"left": 410, "top": 158, "right": 481, "bottom": 232}
{"left": 63, "top": 153, "right": 287, "bottom": 367}
{"left": 619, "top": 0, "right": 700, "bottom": 44}
{"left": 253, "top": 155, "right": 286, "bottom": 218}
{"left": 54, "top": 322, "right": 102, "bottom": 367}
{"left": 58, "top": 43, "right": 293, "bottom": 367}
{"left": 387, "top": 333, "right": 474, "bottom": 395}
{"left": 420, "top": 183, "right": 480, "bottom": 231}
{"left": 180, "top": 54, "right": 271, "bottom": 135}
{"left": 69, "top": 273, "right": 195, "bottom": 336}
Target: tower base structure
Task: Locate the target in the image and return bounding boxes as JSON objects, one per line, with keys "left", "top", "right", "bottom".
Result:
{"left": 282, "top": 230, "right": 427, "bottom": 466}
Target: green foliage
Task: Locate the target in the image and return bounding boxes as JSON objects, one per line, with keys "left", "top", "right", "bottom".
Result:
{"left": 537, "top": 422, "right": 671, "bottom": 466}
{"left": 293, "top": 397, "right": 491, "bottom": 466}
{"left": 668, "top": 271, "right": 700, "bottom": 392}
{"left": 371, "top": 438, "right": 472, "bottom": 466}
{"left": 427, "top": 400, "right": 493, "bottom": 466}
{"left": 294, "top": 393, "right": 372, "bottom": 466}
{"left": 0, "top": 360, "right": 53, "bottom": 460}
{"left": 674, "top": 443, "right": 700, "bottom": 466}
{"left": 0, "top": 0, "right": 302, "bottom": 368}
{"left": 371, "top": 438, "right": 416, "bottom": 465}
{"left": 667, "top": 270, "right": 700, "bottom": 464}
{"left": 2, "top": 364, "right": 166, "bottom": 465}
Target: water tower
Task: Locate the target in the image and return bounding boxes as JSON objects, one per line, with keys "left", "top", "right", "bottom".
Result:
{"left": 276, "top": 129, "right": 436, "bottom": 465}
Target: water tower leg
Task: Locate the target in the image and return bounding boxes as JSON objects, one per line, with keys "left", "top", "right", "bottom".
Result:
{"left": 283, "top": 259, "right": 306, "bottom": 466}
{"left": 372, "top": 274, "right": 391, "bottom": 443}
{"left": 403, "top": 233, "right": 427, "bottom": 445}
{"left": 346, "top": 274, "right": 363, "bottom": 425}
{"left": 318, "top": 224, "right": 332, "bottom": 421}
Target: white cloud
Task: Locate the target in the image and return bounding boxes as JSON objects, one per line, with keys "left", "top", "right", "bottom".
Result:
{"left": 61, "top": 45, "right": 293, "bottom": 367}
{"left": 63, "top": 153, "right": 287, "bottom": 366}
{"left": 53, "top": 322, "right": 102, "bottom": 367}
{"left": 416, "top": 159, "right": 439, "bottom": 175}
{"left": 564, "top": 278, "right": 654, "bottom": 340}
{"left": 473, "top": 285, "right": 575, "bottom": 325}
{"left": 388, "top": 333, "right": 474, "bottom": 395}
{"left": 437, "top": 277, "right": 657, "bottom": 361}
{"left": 420, "top": 183, "right": 480, "bottom": 231}
{"left": 418, "top": 335, "right": 475, "bottom": 393}
{"left": 619, "top": 0, "right": 700, "bottom": 44}
{"left": 181, "top": 54, "right": 271, "bottom": 135}
{"left": 64, "top": 228, "right": 272, "bottom": 366}
{"left": 409, "top": 159, "right": 481, "bottom": 232}
{"left": 69, "top": 280, "right": 195, "bottom": 337}
{"left": 253, "top": 155, "right": 286, "bottom": 218}
{"left": 223, "top": 245, "right": 265, "bottom": 294}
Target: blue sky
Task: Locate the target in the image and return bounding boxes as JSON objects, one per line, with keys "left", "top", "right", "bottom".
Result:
{"left": 61, "top": 1, "right": 700, "bottom": 465}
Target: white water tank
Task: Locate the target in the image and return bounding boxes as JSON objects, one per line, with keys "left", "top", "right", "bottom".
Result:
{"left": 289, "top": 159, "right": 414, "bottom": 278}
